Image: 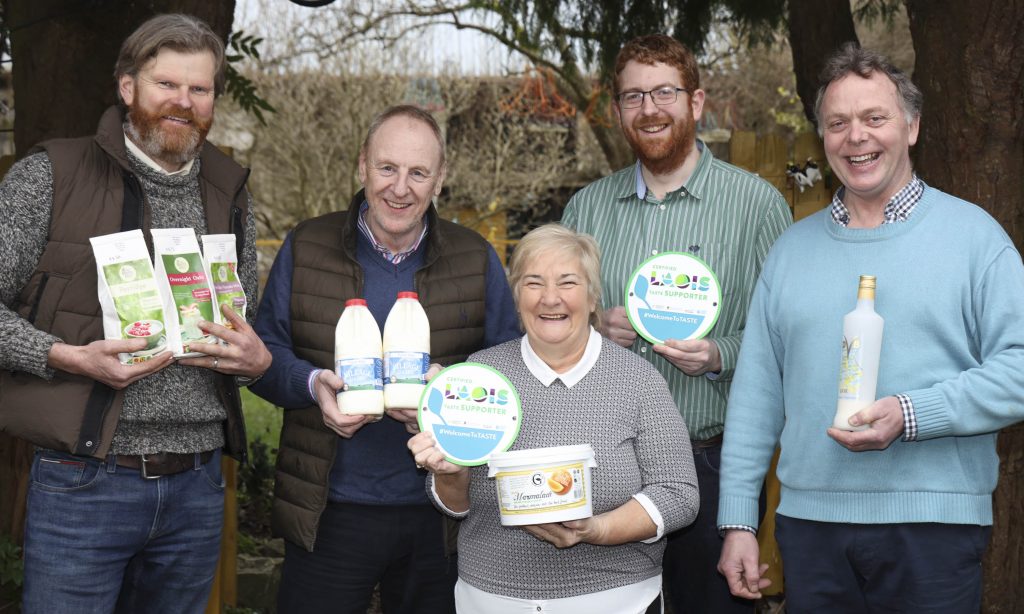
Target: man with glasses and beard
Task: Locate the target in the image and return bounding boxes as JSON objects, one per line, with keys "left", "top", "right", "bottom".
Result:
{"left": 0, "top": 14, "right": 270, "bottom": 612}
{"left": 561, "top": 34, "right": 791, "bottom": 613}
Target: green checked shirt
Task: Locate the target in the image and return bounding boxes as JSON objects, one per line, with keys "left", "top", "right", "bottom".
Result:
{"left": 562, "top": 143, "right": 791, "bottom": 440}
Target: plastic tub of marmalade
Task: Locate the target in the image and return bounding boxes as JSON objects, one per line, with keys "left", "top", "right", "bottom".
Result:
{"left": 486, "top": 444, "right": 597, "bottom": 526}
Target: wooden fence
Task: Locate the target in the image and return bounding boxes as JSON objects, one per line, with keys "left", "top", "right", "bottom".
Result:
{"left": 729, "top": 129, "right": 831, "bottom": 222}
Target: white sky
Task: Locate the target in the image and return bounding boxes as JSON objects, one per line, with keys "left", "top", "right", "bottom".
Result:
{"left": 234, "top": 0, "right": 526, "bottom": 75}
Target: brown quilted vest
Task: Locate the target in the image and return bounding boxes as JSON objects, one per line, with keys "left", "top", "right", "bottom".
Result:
{"left": 0, "top": 106, "right": 251, "bottom": 460}
{"left": 272, "top": 190, "right": 490, "bottom": 551}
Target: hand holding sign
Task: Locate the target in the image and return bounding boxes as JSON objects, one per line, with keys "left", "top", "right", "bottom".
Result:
{"left": 416, "top": 362, "right": 522, "bottom": 466}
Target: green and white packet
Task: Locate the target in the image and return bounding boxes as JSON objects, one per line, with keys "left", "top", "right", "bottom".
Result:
{"left": 200, "top": 234, "right": 246, "bottom": 329}
{"left": 152, "top": 228, "right": 220, "bottom": 357}
{"left": 89, "top": 229, "right": 168, "bottom": 365}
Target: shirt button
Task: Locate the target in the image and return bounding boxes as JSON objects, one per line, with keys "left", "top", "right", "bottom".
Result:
{"left": 659, "top": 204, "right": 666, "bottom": 210}
{"left": 651, "top": 249, "right": 658, "bottom": 255}
{"left": 640, "top": 346, "right": 647, "bottom": 353}
{"left": 536, "top": 608, "right": 542, "bottom": 612}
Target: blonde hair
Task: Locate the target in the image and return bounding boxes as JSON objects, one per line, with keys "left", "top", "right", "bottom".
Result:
{"left": 508, "top": 224, "right": 603, "bottom": 329}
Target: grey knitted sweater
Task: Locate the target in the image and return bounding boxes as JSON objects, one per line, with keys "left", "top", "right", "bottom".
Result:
{"left": 0, "top": 148, "right": 258, "bottom": 454}
{"left": 429, "top": 337, "right": 699, "bottom": 600}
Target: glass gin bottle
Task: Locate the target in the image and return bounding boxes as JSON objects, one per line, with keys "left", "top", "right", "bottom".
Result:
{"left": 833, "top": 275, "right": 884, "bottom": 431}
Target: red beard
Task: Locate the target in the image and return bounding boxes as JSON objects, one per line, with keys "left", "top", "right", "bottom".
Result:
{"left": 126, "top": 101, "right": 212, "bottom": 167}
{"left": 623, "top": 111, "right": 695, "bottom": 175}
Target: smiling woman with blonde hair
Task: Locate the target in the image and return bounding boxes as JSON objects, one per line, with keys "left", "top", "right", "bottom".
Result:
{"left": 409, "top": 223, "right": 699, "bottom": 613}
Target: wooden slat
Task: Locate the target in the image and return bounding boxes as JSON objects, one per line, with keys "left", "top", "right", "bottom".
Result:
{"left": 205, "top": 456, "right": 239, "bottom": 613}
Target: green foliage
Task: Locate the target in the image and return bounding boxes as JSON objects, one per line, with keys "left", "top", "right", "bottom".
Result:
{"left": 241, "top": 388, "right": 282, "bottom": 452}
{"left": 0, "top": 534, "right": 23, "bottom": 590}
{"left": 238, "top": 437, "right": 276, "bottom": 539}
{"left": 225, "top": 30, "right": 276, "bottom": 126}
{"left": 853, "top": 0, "right": 905, "bottom": 26}
{"left": 479, "top": 0, "right": 786, "bottom": 86}
{"left": 0, "top": 532, "right": 24, "bottom": 609}
{"left": 771, "top": 85, "right": 812, "bottom": 132}
{"left": 237, "top": 530, "right": 261, "bottom": 556}
{"left": 239, "top": 388, "right": 281, "bottom": 539}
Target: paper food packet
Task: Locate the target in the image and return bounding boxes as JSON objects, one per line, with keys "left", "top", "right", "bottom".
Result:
{"left": 200, "top": 234, "right": 246, "bottom": 330}
{"left": 151, "top": 228, "right": 220, "bottom": 357}
{"left": 89, "top": 229, "right": 168, "bottom": 365}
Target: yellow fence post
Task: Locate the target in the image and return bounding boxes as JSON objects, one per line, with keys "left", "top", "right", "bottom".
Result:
{"left": 205, "top": 456, "right": 238, "bottom": 613}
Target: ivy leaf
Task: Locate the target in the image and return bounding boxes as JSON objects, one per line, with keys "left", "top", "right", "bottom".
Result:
{"left": 224, "top": 30, "right": 276, "bottom": 127}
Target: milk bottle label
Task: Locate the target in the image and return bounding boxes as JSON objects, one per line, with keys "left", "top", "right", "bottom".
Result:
{"left": 337, "top": 357, "right": 383, "bottom": 391}
{"left": 385, "top": 351, "right": 429, "bottom": 384}
{"left": 624, "top": 252, "right": 722, "bottom": 344}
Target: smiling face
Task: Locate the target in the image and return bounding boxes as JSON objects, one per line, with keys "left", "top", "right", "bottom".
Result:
{"left": 119, "top": 48, "right": 216, "bottom": 172}
{"left": 820, "top": 71, "right": 920, "bottom": 214}
{"left": 358, "top": 115, "right": 446, "bottom": 253}
{"left": 615, "top": 60, "right": 705, "bottom": 175}
{"left": 517, "top": 249, "right": 596, "bottom": 369}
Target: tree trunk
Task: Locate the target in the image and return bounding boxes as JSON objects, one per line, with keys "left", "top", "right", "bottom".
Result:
{"left": 905, "top": 1, "right": 1024, "bottom": 611}
{"left": 3, "top": 0, "right": 236, "bottom": 157}
{"left": 553, "top": 68, "right": 633, "bottom": 172}
{"left": 586, "top": 117, "right": 633, "bottom": 172}
{"left": 786, "top": 0, "right": 859, "bottom": 126}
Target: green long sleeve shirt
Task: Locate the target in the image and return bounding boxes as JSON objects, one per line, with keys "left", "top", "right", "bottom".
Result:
{"left": 562, "top": 144, "right": 791, "bottom": 439}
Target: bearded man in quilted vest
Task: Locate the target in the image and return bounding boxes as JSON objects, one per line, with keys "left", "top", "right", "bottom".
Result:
{"left": 0, "top": 14, "right": 271, "bottom": 613}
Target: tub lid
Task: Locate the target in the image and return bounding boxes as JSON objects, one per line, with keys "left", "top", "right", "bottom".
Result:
{"left": 624, "top": 251, "right": 722, "bottom": 344}
{"left": 416, "top": 362, "right": 522, "bottom": 466}
{"left": 486, "top": 444, "right": 596, "bottom": 476}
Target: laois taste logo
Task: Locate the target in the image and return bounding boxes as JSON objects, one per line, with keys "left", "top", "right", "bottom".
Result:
{"left": 647, "top": 269, "right": 712, "bottom": 292}
{"left": 444, "top": 383, "right": 510, "bottom": 406}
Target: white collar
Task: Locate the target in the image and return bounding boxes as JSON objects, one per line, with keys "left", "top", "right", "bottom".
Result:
{"left": 520, "top": 327, "right": 602, "bottom": 388}
{"left": 123, "top": 132, "right": 195, "bottom": 176}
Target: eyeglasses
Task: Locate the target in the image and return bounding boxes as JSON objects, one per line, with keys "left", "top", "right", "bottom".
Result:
{"left": 617, "top": 87, "right": 689, "bottom": 109}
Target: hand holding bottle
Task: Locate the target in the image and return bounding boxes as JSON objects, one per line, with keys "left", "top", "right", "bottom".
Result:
{"left": 386, "top": 363, "right": 442, "bottom": 434}
{"left": 833, "top": 275, "right": 884, "bottom": 431}
{"left": 828, "top": 395, "right": 904, "bottom": 451}
{"left": 313, "top": 369, "right": 371, "bottom": 438}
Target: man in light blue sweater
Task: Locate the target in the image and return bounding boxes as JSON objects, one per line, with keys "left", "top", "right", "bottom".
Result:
{"left": 716, "top": 44, "right": 1024, "bottom": 612}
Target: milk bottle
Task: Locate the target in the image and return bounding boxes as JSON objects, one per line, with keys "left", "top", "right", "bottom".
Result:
{"left": 335, "top": 298, "right": 384, "bottom": 417}
{"left": 383, "top": 292, "right": 431, "bottom": 409}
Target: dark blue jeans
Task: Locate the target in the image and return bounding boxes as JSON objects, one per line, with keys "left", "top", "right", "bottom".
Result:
{"left": 22, "top": 448, "right": 225, "bottom": 614}
{"left": 663, "top": 442, "right": 759, "bottom": 614}
{"left": 277, "top": 502, "right": 457, "bottom": 614}
{"left": 775, "top": 515, "right": 991, "bottom": 614}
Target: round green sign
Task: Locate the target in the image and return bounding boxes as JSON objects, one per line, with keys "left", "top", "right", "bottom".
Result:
{"left": 624, "top": 251, "right": 722, "bottom": 344}
{"left": 416, "top": 362, "right": 522, "bottom": 466}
